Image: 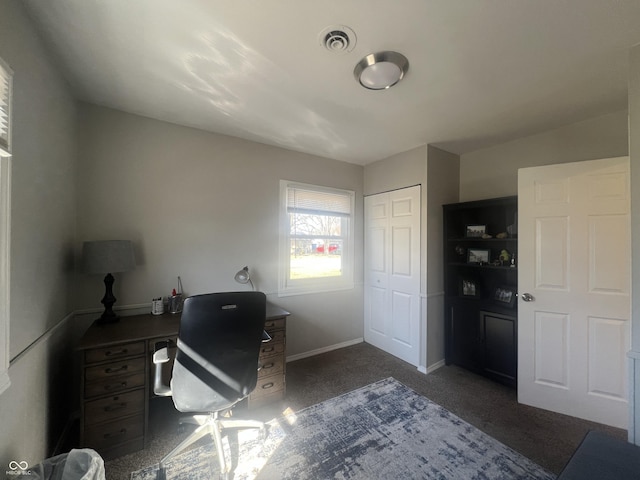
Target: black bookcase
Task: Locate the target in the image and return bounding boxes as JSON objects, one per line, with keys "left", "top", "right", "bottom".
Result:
{"left": 443, "top": 196, "right": 518, "bottom": 387}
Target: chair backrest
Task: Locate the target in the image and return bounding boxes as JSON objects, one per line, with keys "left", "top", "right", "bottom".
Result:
{"left": 170, "top": 291, "right": 267, "bottom": 413}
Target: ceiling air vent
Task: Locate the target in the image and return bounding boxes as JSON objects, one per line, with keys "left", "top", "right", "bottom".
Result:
{"left": 318, "top": 25, "right": 356, "bottom": 54}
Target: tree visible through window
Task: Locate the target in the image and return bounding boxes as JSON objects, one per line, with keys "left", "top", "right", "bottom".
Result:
{"left": 280, "top": 181, "right": 354, "bottom": 295}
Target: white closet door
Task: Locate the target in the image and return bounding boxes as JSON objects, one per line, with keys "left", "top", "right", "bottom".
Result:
{"left": 364, "top": 185, "right": 421, "bottom": 366}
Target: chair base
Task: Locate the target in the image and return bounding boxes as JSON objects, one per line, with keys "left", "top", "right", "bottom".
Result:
{"left": 157, "top": 411, "right": 265, "bottom": 480}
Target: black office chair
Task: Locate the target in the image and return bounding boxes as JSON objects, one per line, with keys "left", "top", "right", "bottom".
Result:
{"left": 152, "top": 291, "right": 268, "bottom": 480}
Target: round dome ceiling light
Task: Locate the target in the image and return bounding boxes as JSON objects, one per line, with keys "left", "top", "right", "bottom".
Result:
{"left": 318, "top": 25, "right": 356, "bottom": 54}
{"left": 354, "top": 51, "right": 409, "bottom": 90}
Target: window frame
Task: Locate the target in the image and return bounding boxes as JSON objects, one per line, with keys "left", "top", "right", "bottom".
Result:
{"left": 0, "top": 57, "right": 12, "bottom": 157}
{"left": 0, "top": 57, "right": 12, "bottom": 394}
{"left": 0, "top": 155, "right": 10, "bottom": 394}
{"left": 278, "top": 180, "right": 355, "bottom": 296}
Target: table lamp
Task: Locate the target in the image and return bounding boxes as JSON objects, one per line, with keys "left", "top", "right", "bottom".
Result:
{"left": 82, "top": 240, "right": 136, "bottom": 324}
{"left": 234, "top": 266, "right": 255, "bottom": 290}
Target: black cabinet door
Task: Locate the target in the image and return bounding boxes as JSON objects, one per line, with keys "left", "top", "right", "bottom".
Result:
{"left": 449, "top": 303, "right": 482, "bottom": 372}
{"left": 481, "top": 311, "right": 516, "bottom": 386}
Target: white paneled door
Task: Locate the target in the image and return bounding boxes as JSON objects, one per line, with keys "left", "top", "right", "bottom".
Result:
{"left": 518, "top": 157, "right": 630, "bottom": 429}
{"left": 364, "top": 186, "right": 421, "bottom": 366}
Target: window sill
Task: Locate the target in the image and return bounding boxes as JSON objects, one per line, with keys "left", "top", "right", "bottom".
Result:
{"left": 277, "top": 283, "right": 354, "bottom": 297}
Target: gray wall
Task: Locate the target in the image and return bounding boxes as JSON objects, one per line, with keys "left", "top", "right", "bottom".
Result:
{"left": 0, "top": 0, "right": 78, "bottom": 468}
{"left": 459, "top": 110, "right": 629, "bottom": 201}
{"left": 363, "top": 146, "right": 426, "bottom": 197}
{"left": 425, "top": 146, "right": 459, "bottom": 366}
{"left": 75, "top": 103, "right": 364, "bottom": 359}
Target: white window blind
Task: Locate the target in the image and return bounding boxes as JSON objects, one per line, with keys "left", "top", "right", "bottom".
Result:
{"left": 287, "top": 187, "right": 352, "bottom": 217}
{"left": 0, "top": 58, "right": 13, "bottom": 157}
{"left": 280, "top": 180, "right": 355, "bottom": 296}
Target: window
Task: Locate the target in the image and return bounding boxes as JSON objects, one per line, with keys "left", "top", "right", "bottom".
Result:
{"left": 279, "top": 181, "right": 354, "bottom": 296}
{"left": 0, "top": 57, "right": 12, "bottom": 394}
{"left": 0, "top": 57, "right": 12, "bottom": 157}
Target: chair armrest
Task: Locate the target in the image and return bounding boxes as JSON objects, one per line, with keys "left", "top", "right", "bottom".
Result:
{"left": 152, "top": 341, "right": 172, "bottom": 397}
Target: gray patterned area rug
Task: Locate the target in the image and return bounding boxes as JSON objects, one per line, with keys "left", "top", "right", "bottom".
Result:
{"left": 130, "top": 377, "right": 554, "bottom": 480}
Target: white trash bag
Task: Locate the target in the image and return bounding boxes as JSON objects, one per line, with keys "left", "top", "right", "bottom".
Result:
{"left": 30, "top": 448, "right": 105, "bottom": 480}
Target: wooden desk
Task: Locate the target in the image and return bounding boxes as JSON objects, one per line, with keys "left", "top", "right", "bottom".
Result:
{"left": 77, "top": 304, "right": 290, "bottom": 460}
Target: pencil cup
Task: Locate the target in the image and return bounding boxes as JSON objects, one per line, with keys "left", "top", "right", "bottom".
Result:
{"left": 151, "top": 298, "right": 164, "bottom": 315}
{"left": 168, "top": 294, "right": 183, "bottom": 314}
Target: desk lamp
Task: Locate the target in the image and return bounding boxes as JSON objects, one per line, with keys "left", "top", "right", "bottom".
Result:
{"left": 234, "top": 266, "right": 255, "bottom": 291}
{"left": 82, "top": 240, "right": 136, "bottom": 324}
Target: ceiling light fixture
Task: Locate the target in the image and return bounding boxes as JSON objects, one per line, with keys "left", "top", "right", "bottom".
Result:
{"left": 354, "top": 51, "right": 409, "bottom": 90}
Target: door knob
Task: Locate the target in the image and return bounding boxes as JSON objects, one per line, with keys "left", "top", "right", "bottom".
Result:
{"left": 521, "top": 293, "right": 534, "bottom": 302}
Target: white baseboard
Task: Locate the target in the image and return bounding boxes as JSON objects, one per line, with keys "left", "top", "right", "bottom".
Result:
{"left": 425, "top": 359, "right": 445, "bottom": 374}
{"left": 286, "top": 338, "right": 364, "bottom": 363}
{"left": 10, "top": 311, "right": 75, "bottom": 365}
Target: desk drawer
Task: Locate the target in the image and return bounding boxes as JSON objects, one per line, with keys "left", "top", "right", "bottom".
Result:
{"left": 253, "top": 374, "right": 284, "bottom": 398}
{"left": 84, "top": 414, "right": 144, "bottom": 450}
{"left": 84, "top": 372, "right": 146, "bottom": 398}
{"left": 85, "top": 357, "right": 145, "bottom": 382}
{"left": 249, "top": 374, "right": 285, "bottom": 408}
{"left": 85, "top": 342, "right": 145, "bottom": 364}
{"left": 84, "top": 389, "right": 145, "bottom": 426}
{"left": 258, "top": 356, "right": 284, "bottom": 379}
{"left": 264, "top": 317, "right": 286, "bottom": 331}
{"left": 259, "top": 341, "right": 285, "bottom": 358}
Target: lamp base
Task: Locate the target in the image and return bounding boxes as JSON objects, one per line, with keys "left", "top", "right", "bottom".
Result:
{"left": 96, "top": 272, "right": 120, "bottom": 324}
{"left": 96, "top": 310, "right": 119, "bottom": 324}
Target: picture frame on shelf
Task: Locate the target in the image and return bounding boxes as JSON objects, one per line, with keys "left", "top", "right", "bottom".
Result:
{"left": 465, "top": 224, "right": 486, "bottom": 238}
{"left": 460, "top": 278, "right": 480, "bottom": 298}
{"left": 493, "top": 285, "right": 516, "bottom": 308}
{"left": 467, "top": 248, "right": 490, "bottom": 264}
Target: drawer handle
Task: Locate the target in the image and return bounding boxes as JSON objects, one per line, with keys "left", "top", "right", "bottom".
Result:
{"left": 261, "top": 382, "right": 274, "bottom": 390}
{"left": 265, "top": 322, "right": 275, "bottom": 328}
{"left": 262, "top": 347, "right": 275, "bottom": 353}
{"left": 104, "top": 403, "right": 127, "bottom": 412}
{"left": 105, "top": 348, "right": 128, "bottom": 357}
{"left": 262, "top": 362, "right": 275, "bottom": 369}
{"left": 103, "top": 428, "right": 127, "bottom": 439}
{"left": 104, "top": 381, "right": 127, "bottom": 391}
{"left": 105, "top": 365, "right": 128, "bottom": 374}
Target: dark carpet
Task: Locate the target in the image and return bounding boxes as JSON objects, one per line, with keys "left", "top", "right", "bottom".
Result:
{"left": 103, "top": 342, "right": 626, "bottom": 480}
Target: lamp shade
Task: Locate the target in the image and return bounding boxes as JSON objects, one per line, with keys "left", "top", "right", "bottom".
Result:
{"left": 234, "top": 266, "right": 251, "bottom": 284}
{"left": 234, "top": 266, "right": 255, "bottom": 290}
{"left": 82, "top": 240, "right": 136, "bottom": 274}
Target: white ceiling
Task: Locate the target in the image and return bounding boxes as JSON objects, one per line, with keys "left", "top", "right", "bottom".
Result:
{"left": 21, "top": 0, "right": 640, "bottom": 165}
